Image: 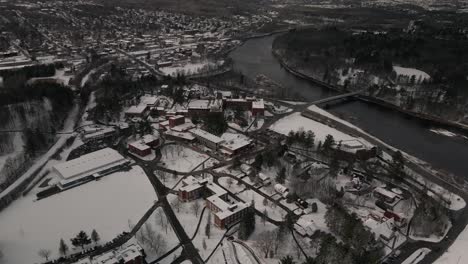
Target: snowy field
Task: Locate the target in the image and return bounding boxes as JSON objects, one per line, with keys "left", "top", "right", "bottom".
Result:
{"left": 160, "top": 144, "right": 215, "bottom": 172}
{"left": 0, "top": 166, "right": 156, "bottom": 264}
{"left": 160, "top": 60, "right": 222, "bottom": 76}
{"left": 269, "top": 112, "right": 356, "bottom": 142}
{"left": 393, "top": 66, "right": 430, "bottom": 82}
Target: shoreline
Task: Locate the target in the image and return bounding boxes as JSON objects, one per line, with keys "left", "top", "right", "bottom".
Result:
{"left": 271, "top": 49, "right": 468, "bottom": 134}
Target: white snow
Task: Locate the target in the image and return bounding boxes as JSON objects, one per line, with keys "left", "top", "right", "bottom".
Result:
{"left": 429, "top": 128, "right": 457, "bottom": 138}
{"left": 160, "top": 60, "right": 222, "bottom": 76}
{"left": 0, "top": 103, "right": 80, "bottom": 200}
{"left": 402, "top": 248, "right": 431, "bottom": 264}
{"left": 160, "top": 145, "right": 215, "bottom": 172}
{"left": 269, "top": 112, "right": 357, "bottom": 142}
{"left": 393, "top": 66, "right": 430, "bottom": 81}
{"left": 0, "top": 166, "right": 156, "bottom": 264}
{"left": 410, "top": 221, "right": 451, "bottom": 243}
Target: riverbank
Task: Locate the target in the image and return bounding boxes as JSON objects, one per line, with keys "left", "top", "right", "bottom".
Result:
{"left": 271, "top": 49, "right": 468, "bottom": 134}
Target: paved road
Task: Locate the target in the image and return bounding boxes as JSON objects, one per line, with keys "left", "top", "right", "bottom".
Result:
{"left": 137, "top": 162, "right": 205, "bottom": 264}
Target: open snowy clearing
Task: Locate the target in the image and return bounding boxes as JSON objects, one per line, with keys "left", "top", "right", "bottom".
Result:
{"left": 0, "top": 166, "right": 156, "bottom": 264}
{"left": 269, "top": 112, "right": 357, "bottom": 142}
{"left": 160, "top": 60, "right": 222, "bottom": 76}
{"left": 160, "top": 144, "right": 215, "bottom": 172}
{"left": 393, "top": 66, "right": 430, "bottom": 81}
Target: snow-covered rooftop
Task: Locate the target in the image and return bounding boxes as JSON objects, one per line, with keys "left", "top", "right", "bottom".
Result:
{"left": 220, "top": 132, "right": 252, "bottom": 152}
{"left": 190, "top": 128, "right": 224, "bottom": 144}
{"left": 125, "top": 105, "right": 148, "bottom": 115}
{"left": 53, "top": 148, "right": 127, "bottom": 181}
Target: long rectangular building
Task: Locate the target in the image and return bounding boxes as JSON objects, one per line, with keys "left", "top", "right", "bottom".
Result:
{"left": 53, "top": 148, "right": 129, "bottom": 189}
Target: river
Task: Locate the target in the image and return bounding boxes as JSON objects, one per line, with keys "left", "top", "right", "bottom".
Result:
{"left": 229, "top": 35, "right": 468, "bottom": 178}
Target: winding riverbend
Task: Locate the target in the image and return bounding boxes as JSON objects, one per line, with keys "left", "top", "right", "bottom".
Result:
{"left": 229, "top": 35, "right": 468, "bottom": 179}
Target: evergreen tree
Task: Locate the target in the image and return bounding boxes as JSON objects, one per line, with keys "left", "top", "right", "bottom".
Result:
{"left": 70, "top": 231, "right": 91, "bottom": 250}
{"left": 91, "top": 229, "right": 100, "bottom": 244}
{"left": 59, "top": 238, "right": 69, "bottom": 256}
{"left": 280, "top": 255, "right": 296, "bottom": 264}
{"left": 276, "top": 167, "right": 286, "bottom": 184}
{"left": 253, "top": 153, "right": 263, "bottom": 170}
{"left": 322, "top": 134, "right": 335, "bottom": 154}
{"left": 205, "top": 213, "right": 211, "bottom": 238}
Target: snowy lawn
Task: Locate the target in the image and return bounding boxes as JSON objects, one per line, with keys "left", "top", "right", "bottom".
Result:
{"left": 136, "top": 206, "right": 180, "bottom": 263}
{"left": 160, "top": 144, "right": 214, "bottom": 172}
{"left": 298, "top": 199, "right": 329, "bottom": 233}
{"left": 0, "top": 166, "right": 156, "bottom": 264}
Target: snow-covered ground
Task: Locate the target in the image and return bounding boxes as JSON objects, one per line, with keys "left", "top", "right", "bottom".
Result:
{"left": 393, "top": 66, "right": 430, "bottom": 82}
{"left": 402, "top": 248, "right": 431, "bottom": 264}
{"left": 81, "top": 68, "right": 97, "bottom": 88}
{"left": 160, "top": 60, "right": 222, "bottom": 76}
{"left": 269, "top": 112, "right": 357, "bottom": 143}
{"left": 410, "top": 220, "right": 451, "bottom": 243}
{"left": 166, "top": 193, "right": 226, "bottom": 260}
{"left": 434, "top": 223, "right": 468, "bottom": 264}
{"left": 0, "top": 102, "right": 80, "bottom": 201}
{"left": 0, "top": 166, "right": 157, "bottom": 264}
{"left": 160, "top": 144, "right": 215, "bottom": 172}
{"left": 429, "top": 128, "right": 456, "bottom": 138}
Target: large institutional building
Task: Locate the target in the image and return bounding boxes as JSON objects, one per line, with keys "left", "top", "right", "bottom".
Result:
{"left": 53, "top": 148, "right": 129, "bottom": 190}
{"left": 178, "top": 176, "right": 249, "bottom": 229}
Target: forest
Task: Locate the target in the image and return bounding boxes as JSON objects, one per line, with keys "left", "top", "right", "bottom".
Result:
{"left": 273, "top": 18, "right": 468, "bottom": 97}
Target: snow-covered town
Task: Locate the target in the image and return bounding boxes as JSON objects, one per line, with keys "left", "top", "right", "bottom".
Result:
{"left": 1, "top": 1, "right": 468, "bottom": 264}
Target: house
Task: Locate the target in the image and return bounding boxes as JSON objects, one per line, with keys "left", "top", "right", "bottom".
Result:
{"left": 53, "top": 148, "right": 129, "bottom": 190}
{"left": 189, "top": 128, "right": 224, "bottom": 150}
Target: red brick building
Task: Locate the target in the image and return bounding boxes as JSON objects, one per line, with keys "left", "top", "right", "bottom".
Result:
{"left": 169, "top": 115, "right": 185, "bottom": 128}
{"left": 128, "top": 141, "right": 151, "bottom": 157}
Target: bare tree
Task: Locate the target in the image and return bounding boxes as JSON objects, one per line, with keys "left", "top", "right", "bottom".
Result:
{"left": 38, "top": 249, "right": 52, "bottom": 261}
{"left": 155, "top": 209, "right": 168, "bottom": 234}
{"left": 143, "top": 223, "right": 166, "bottom": 255}
{"left": 171, "top": 198, "right": 181, "bottom": 213}
{"left": 191, "top": 201, "right": 201, "bottom": 217}
{"left": 254, "top": 231, "right": 275, "bottom": 258}
{"left": 226, "top": 177, "right": 233, "bottom": 188}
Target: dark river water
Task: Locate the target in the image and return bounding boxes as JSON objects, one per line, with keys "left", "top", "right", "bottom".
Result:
{"left": 229, "top": 35, "right": 468, "bottom": 178}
